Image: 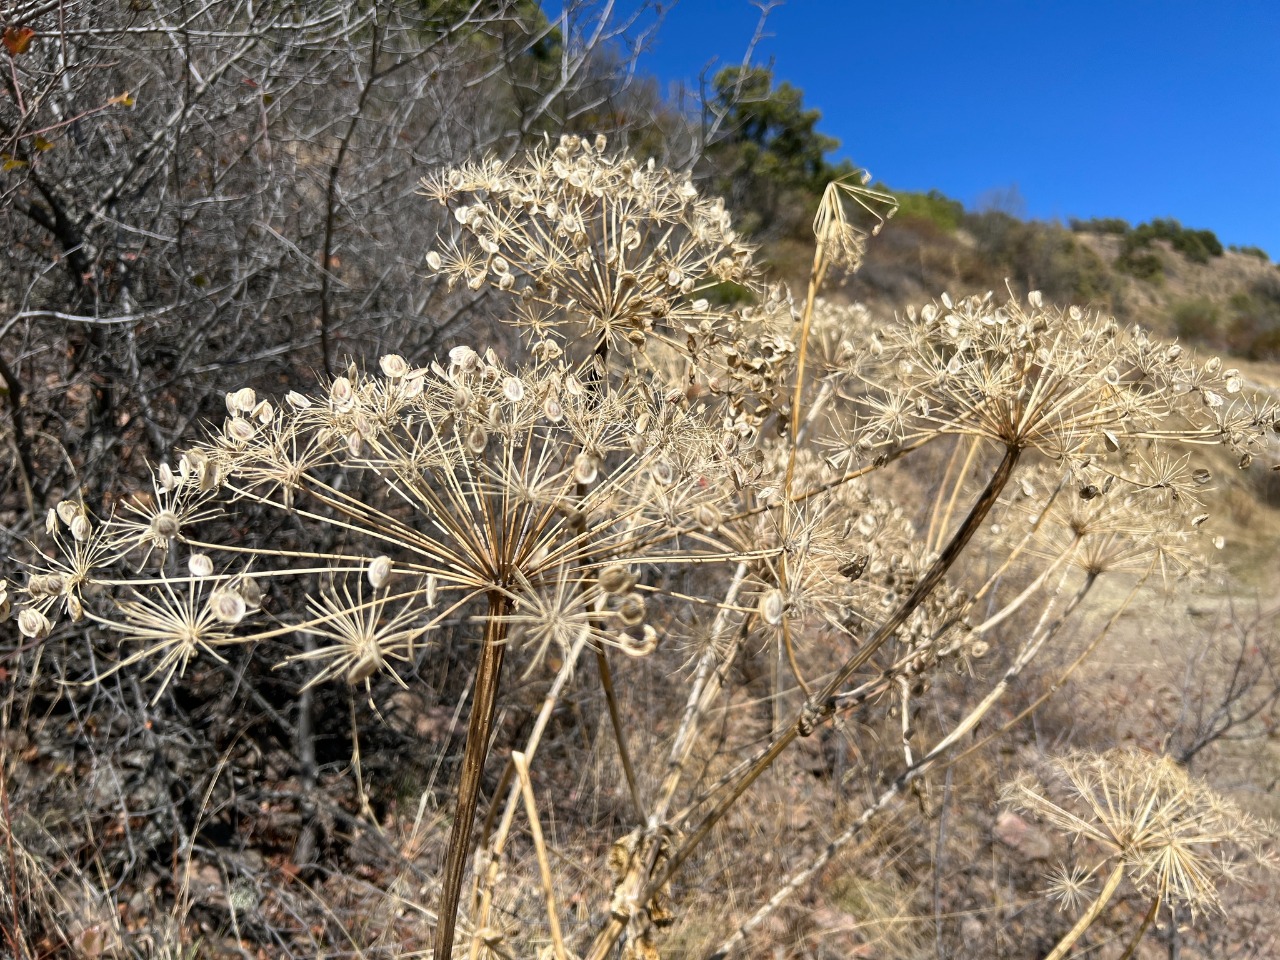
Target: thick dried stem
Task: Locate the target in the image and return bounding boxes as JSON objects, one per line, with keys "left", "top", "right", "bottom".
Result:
{"left": 436, "top": 592, "right": 509, "bottom": 960}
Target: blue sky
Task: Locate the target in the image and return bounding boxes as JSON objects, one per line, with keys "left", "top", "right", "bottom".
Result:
{"left": 627, "top": 0, "right": 1280, "bottom": 257}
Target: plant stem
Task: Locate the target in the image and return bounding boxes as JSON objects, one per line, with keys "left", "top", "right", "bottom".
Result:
{"left": 585, "top": 443, "right": 1022, "bottom": 960}
{"left": 1117, "top": 896, "right": 1161, "bottom": 960}
{"left": 435, "top": 592, "right": 509, "bottom": 960}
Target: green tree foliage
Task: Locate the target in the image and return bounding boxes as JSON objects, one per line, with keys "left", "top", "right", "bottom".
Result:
{"left": 895, "top": 189, "right": 965, "bottom": 232}
{"left": 703, "top": 65, "right": 845, "bottom": 239}
{"left": 1229, "top": 243, "right": 1271, "bottom": 261}
{"left": 1122, "top": 218, "right": 1224, "bottom": 264}
{"left": 1069, "top": 216, "right": 1131, "bottom": 235}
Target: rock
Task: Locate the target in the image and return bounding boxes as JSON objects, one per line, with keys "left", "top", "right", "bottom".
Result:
{"left": 993, "top": 810, "right": 1053, "bottom": 860}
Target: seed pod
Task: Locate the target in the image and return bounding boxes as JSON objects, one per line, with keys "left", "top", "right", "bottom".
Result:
{"left": 188, "top": 554, "right": 214, "bottom": 578}
{"left": 18, "top": 607, "right": 51, "bottom": 640}
{"left": 620, "top": 624, "right": 660, "bottom": 658}
{"left": 210, "top": 589, "right": 247, "bottom": 625}
{"left": 598, "top": 565, "right": 634, "bottom": 595}
{"left": 759, "top": 589, "right": 785, "bottom": 626}
{"left": 330, "top": 376, "right": 355, "bottom": 412}
{"left": 228, "top": 388, "right": 256, "bottom": 415}
{"left": 151, "top": 510, "right": 181, "bottom": 540}
{"left": 0, "top": 586, "right": 9, "bottom": 619}
{"left": 694, "top": 503, "right": 721, "bottom": 532}
{"left": 466, "top": 424, "right": 489, "bottom": 455}
{"left": 617, "top": 593, "right": 646, "bottom": 627}
{"left": 346, "top": 651, "right": 381, "bottom": 685}
{"left": 67, "top": 595, "right": 84, "bottom": 623}
{"left": 227, "top": 417, "right": 256, "bottom": 444}
{"left": 380, "top": 354, "right": 409, "bottom": 379}
{"left": 502, "top": 377, "right": 525, "bottom": 403}
{"left": 70, "top": 514, "right": 92, "bottom": 543}
{"left": 543, "top": 396, "right": 564, "bottom": 422}
{"left": 234, "top": 576, "right": 263, "bottom": 610}
{"left": 368, "top": 556, "right": 393, "bottom": 589}
{"left": 573, "top": 452, "right": 599, "bottom": 486}
{"left": 57, "top": 499, "right": 80, "bottom": 526}
{"left": 286, "top": 390, "right": 312, "bottom": 410}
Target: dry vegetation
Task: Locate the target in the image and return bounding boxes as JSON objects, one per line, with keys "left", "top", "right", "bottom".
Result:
{"left": 3, "top": 5, "right": 1280, "bottom": 960}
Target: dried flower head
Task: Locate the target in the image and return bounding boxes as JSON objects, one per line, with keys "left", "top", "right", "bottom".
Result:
{"left": 1002, "top": 748, "right": 1277, "bottom": 915}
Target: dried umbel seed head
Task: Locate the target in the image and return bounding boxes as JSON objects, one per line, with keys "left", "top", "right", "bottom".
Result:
{"left": 617, "top": 593, "right": 646, "bottom": 627}
{"left": 368, "top": 555, "right": 393, "bottom": 589}
{"left": 188, "top": 553, "right": 215, "bottom": 578}
{"left": 598, "top": 565, "right": 635, "bottom": 595}
{"left": 759, "top": 589, "right": 786, "bottom": 626}
{"left": 210, "top": 589, "right": 247, "bottom": 625}
{"left": 18, "top": 607, "right": 51, "bottom": 640}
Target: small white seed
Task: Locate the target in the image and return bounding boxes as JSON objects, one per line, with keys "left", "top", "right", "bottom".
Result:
{"left": 368, "top": 556, "right": 393, "bottom": 589}
{"left": 210, "top": 589, "right": 246, "bottom": 625}
{"left": 18, "top": 607, "right": 51, "bottom": 640}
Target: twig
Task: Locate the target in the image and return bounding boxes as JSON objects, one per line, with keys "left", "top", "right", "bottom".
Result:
{"left": 511, "top": 751, "right": 568, "bottom": 960}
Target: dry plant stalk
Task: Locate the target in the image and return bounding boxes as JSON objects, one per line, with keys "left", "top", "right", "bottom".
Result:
{"left": 9, "top": 135, "right": 1279, "bottom": 959}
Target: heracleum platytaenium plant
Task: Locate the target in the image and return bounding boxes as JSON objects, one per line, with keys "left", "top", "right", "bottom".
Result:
{"left": 10, "top": 135, "right": 1279, "bottom": 959}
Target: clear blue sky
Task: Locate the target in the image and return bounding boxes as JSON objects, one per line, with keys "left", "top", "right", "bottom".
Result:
{"left": 626, "top": 0, "right": 1280, "bottom": 257}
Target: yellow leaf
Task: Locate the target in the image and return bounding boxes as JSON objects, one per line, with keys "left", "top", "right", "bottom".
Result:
{"left": 33, "top": 135, "right": 54, "bottom": 152}
{"left": 109, "top": 91, "right": 135, "bottom": 108}
{"left": 1, "top": 153, "right": 27, "bottom": 171}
